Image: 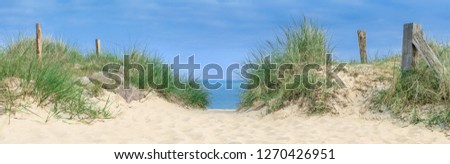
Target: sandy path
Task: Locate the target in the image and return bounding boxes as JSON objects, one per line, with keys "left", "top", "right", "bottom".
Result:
{"left": 0, "top": 94, "right": 448, "bottom": 144}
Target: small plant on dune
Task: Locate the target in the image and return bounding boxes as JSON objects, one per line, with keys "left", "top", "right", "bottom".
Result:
{"left": 372, "top": 41, "right": 450, "bottom": 128}
{"left": 0, "top": 37, "right": 111, "bottom": 121}
{"left": 240, "top": 17, "right": 334, "bottom": 114}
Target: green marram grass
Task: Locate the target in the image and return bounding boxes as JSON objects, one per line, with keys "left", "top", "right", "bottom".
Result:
{"left": 373, "top": 41, "right": 450, "bottom": 128}
{"left": 240, "top": 18, "right": 334, "bottom": 114}
{"left": 0, "top": 37, "right": 110, "bottom": 122}
{"left": 0, "top": 37, "right": 209, "bottom": 122}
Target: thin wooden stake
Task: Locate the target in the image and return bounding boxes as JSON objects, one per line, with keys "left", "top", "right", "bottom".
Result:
{"left": 357, "top": 30, "right": 367, "bottom": 64}
{"left": 36, "top": 23, "right": 42, "bottom": 59}
{"left": 95, "top": 39, "right": 101, "bottom": 57}
{"left": 326, "top": 53, "right": 332, "bottom": 87}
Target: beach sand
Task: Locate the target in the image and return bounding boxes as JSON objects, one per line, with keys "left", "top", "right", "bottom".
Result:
{"left": 0, "top": 64, "right": 449, "bottom": 144}
{"left": 0, "top": 91, "right": 448, "bottom": 144}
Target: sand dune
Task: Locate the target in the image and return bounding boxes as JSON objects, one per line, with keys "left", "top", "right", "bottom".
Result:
{"left": 0, "top": 92, "right": 448, "bottom": 144}
{"left": 0, "top": 64, "right": 449, "bottom": 144}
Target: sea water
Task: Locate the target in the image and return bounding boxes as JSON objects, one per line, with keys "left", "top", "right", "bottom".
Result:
{"left": 206, "top": 80, "right": 244, "bottom": 110}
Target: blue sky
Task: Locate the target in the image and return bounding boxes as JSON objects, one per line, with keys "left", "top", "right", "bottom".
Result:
{"left": 1, "top": 0, "right": 450, "bottom": 78}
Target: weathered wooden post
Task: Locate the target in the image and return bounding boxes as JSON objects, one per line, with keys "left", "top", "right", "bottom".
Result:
{"left": 36, "top": 23, "right": 42, "bottom": 59}
{"left": 402, "top": 23, "right": 447, "bottom": 78}
{"left": 357, "top": 30, "right": 367, "bottom": 64}
{"left": 95, "top": 39, "right": 101, "bottom": 57}
{"left": 401, "top": 23, "right": 421, "bottom": 71}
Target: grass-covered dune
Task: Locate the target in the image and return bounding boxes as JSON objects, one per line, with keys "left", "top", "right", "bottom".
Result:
{"left": 0, "top": 37, "right": 208, "bottom": 121}
{"left": 240, "top": 17, "right": 450, "bottom": 128}
{"left": 239, "top": 18, "right": 333, "bottom": 114}
{"left": 372, "top": 42, "right": 450, "bottom": 128}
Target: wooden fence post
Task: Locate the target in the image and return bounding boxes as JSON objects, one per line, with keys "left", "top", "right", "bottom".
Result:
{"left": 401, "top": 23, "right": 421, "bottom": 71}
{"left": 95, "top": 39, "right": 101, "bottom": 57}
{"left": 357, "top": 30, "right": 367, "bottom": 63}
{"left": 36, "top": 23, "right": 42, "bottom": 59}
{"left": 402, "top": 23, "right": 447, "bottom": 78}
